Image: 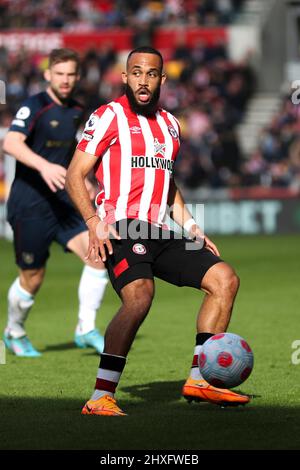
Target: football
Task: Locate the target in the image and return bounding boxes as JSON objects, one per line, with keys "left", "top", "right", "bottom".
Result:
{"left": 199, "top": 333, "right": 254, "bottom": 389}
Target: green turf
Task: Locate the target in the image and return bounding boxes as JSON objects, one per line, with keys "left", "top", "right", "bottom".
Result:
{"left": 0, "top": 235, "right": 300, "bottom": 450}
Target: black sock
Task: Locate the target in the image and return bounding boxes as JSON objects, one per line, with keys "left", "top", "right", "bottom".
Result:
{"left": 196, "top": 332, "right": 214, "bottom": 346}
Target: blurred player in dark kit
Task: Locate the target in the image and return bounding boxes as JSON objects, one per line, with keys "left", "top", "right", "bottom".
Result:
{"left": 3, "top": 48, "right": 107, "bottom": 357}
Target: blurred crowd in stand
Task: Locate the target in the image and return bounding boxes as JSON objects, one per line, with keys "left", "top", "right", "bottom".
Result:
{"left": 242, "top": 95, "right": 300, "bottom": 192}
{"left": 0, "top": 39, "right": 255, "bottom": 189}
{"left": 0, "top": 1, "right": 245, "bottom": 30}
{"left": 3, "top": 0, "right": 298, "bottom": 191}
{"left": 166, "top": 41, "right": 255, "bottom": 188}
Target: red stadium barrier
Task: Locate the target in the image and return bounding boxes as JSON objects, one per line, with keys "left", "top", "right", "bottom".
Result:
{"left": 0, "top": 28, "right": 227, "bottom": 54}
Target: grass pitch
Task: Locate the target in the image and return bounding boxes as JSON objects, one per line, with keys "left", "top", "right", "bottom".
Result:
{"left": 0, "top": 235, "right": 300, "bottom": 450}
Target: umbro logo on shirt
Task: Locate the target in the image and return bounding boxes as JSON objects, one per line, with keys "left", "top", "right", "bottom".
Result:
{"left": 129, "top": 126, "right": 142, "bottom": 134}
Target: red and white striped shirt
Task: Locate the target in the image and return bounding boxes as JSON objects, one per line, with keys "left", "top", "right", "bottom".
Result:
{"left": 77, "top": 95, "right": 180, "bottom": 226}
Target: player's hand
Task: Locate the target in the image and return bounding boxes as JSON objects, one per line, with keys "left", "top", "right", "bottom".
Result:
{"left": 188, "top": 224, "right": 220, "bottom": 257}
{"left": 39, "top": 161, "right": 67, "bottom": 192}
{"left": 85, "top": 217, "right": 121, "bottom": 263}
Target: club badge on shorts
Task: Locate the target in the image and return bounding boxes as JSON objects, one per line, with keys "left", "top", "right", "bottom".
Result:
{"left": 132, "top": 243, "right": 147, "bottom": 255}
{"left": 22, "top": 252, "right": 34, "bottom": 265}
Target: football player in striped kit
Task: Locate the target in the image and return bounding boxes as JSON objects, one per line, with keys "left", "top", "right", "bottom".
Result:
{"left": 66, "top": 46, "right": 250, "bottom": 415}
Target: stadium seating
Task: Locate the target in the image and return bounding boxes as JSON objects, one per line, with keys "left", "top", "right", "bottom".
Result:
{"left": 241, "top": 94, "right": 300, "bottom": 191}
{"left": 6, "top": 1, "right": 298, "bottom": 192}
{"left": 0, "top": 1, "right": 246, "bottom": 30}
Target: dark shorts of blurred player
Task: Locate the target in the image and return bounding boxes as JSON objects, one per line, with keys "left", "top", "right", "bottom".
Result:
{"left": 8, "top": 198, "right": 86, "bottom": 269}
{"left": 104, "top": 219, "right": 222, "bottom": 296}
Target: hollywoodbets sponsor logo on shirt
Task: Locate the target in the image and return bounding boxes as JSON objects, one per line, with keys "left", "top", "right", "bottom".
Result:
{"left": 131, "top": 156, "right": 174, "bottom": 173}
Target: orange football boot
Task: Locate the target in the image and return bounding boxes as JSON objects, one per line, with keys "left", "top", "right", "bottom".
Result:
{"left": 182, "top": 378, "right": 250, "bottom": 407}
{"left": 81, "top": 395, "right": 127, "bottom": 416}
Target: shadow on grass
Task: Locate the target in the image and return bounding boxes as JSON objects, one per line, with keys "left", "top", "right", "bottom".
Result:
{"left": 42, "top": 342, "right": 78, "bottom": 352}
{"left": 0, "top": 381, "right": 299, "bottom": 450}
{"left": 122, "top": 380, "right": 258, "bottom": 403}
{"left": 41, "top": 334, "right": 145, "bottom": 354}
{"left": 42, "top": 343, "right": 100, "bottom": 357}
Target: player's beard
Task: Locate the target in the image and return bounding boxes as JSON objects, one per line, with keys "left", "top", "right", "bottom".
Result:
{"left": 50, "top": 86, "right": 74, "bottom": 104}
{"left": 125, "top": 84, "right": 161, "bottom": 117}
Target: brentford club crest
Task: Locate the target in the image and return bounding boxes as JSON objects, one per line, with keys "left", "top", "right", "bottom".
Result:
{"left": 132, "top": 243, "right": 147, "bottom": 255}
{"left": 168, "top": 125, "right": 179, "bottom": 139}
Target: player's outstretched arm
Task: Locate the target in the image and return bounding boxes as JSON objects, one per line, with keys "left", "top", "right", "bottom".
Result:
{"left": 3, "top": 131, "right": 66, "bottom": 192}
{"left": 167, "top": 179, "right": 220, "bottom": 256}
{"left": 65, "top": 149, "right": 120, "bottom": 262}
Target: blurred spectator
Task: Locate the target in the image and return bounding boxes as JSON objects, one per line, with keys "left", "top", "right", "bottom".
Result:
{"left": 242, "top": 95, "right": 300, "bottom": 191}
{"left": 0, "top": 37, "right": 255, "bottom": 189}
{"left": 0, "top": 0, "right": 245, "bottom": 30}
{"left": 170, "top": 40, "right": 254, "bottom": 189}
{"left": 0, "top": 0, "right": 254, "bottom": 190}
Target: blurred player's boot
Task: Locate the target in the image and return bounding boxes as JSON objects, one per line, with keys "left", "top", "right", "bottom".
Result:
{"left": 75, "top": 266, "right": 107, "bottom": 354}
{"left": 74, "top": 328, "right": 104, "bottom": 354}
{"left": 81, "top": 395, "right": 127, "bottom": 416}
{"left": 6, "top": 277, "right": 35, "bottom": 336}
{"left": 3, "top": 332, "right": 41, "bottom": 357}
{"left": 182, "top": 378, "right": 250, "bottom": 406}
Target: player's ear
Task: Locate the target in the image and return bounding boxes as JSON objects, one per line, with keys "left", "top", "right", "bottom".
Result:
{"left": 121, "top": 72, "right": 127, "bottom": 84}
{"left": 44, "top": 69, "right": 51, "bottom": 82}
{"left": 161, "top": 72, "right": 167, "bottom": 85}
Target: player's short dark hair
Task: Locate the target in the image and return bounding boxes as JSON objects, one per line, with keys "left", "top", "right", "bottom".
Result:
{"left": 127, "top": 46, "right": 163, "bottom": 72}
{"left": 48, "top": 48, "right": 80, "bottom": 72}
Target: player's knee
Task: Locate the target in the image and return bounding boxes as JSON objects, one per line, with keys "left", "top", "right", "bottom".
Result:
{"left": 219, "top": 266, "right": 240, "bottom": 298}
{"left": 122, "top": 279, "right": 154, "bottom": 318}
{"left": 203, "top": 263, "right": 239, "bottom": 298}
{"left": 20, "top": 268, "right": 45, "bottom": 294}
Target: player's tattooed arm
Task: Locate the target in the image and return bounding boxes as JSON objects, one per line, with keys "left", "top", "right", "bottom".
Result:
{"left": 66, "top": 149, "right": 120, "bottom": 262}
